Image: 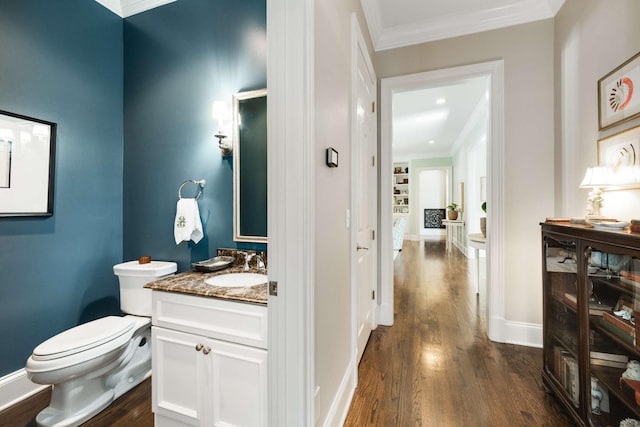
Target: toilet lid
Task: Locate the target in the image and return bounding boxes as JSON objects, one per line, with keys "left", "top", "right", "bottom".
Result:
{"left": 33, "top": 316, "right": 134, "bottom": 361}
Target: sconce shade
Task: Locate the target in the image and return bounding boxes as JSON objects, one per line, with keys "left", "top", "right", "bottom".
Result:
{"left": 212, "top": 101, "right": 230, "bottom": 121}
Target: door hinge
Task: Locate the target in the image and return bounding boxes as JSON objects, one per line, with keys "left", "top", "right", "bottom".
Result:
{"left": 372, "top": 290, "right": 375, "bottom": 300}
{"left": 371, "top": 102, "right": 376, "bottom": 113}
{"left": 269, "top": 281, "right": 278, "bottom": 296}
{"left": 372, "top": 229, "right": 375, "bottom": 240}
{"left": 372, "top": 156, "right": 375, "bottom": 167}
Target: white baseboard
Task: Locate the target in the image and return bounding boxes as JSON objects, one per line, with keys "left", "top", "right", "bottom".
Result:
{"left": 0, "top": 369, "right": 48, "bottom": 412}
{"left": 504, "top": 320, "right": 543, "bottom": 348}
{"left": 320, "top": 358, "right": 356, "bottom": 427}
{"left": 377, "top": 302, "right": 393, "bottom": 326}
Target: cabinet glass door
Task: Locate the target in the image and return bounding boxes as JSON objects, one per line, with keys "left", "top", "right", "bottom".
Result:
{"left": 543, "top": 235, "right": 581, "bottom": 410}
{"left": 587, "top": 244, "right": 640, "bottom": 427}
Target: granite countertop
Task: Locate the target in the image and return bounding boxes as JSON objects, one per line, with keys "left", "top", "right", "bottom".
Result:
{"left": 144, "top": 266, "right": 268, "bottom": 305}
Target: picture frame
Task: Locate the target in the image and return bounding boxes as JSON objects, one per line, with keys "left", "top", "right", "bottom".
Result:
{"left": 597, "top": 125, "right": 640, "bottom": 188}
{"left": 0, "top": 110, "right": 56, "bottom": 217}
{"left": 598, "top": 51, "right": 640, "bottom": 130}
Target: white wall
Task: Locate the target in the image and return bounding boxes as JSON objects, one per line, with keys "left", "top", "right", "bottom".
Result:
{"left": 419, "top": 169, "right": 446, "bottom": 237}
{"left": 555, "top": 0, "right": 640, "bottom": 220}
{"left": 314, "top": 1, "right": 373, "bottom": 425}
{"left": 376, "top": 20, "right": 555, "bottom": 329}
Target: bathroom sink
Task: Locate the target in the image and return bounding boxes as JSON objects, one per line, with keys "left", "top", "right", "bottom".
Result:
{"left": 205, "top": 272, "right": 268, "bottom": 288}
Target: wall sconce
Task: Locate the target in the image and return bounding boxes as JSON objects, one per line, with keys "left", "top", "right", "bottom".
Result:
{"left": 580, "top": 166, "right": 611, "bottom": 218}
{"left": 212, "top": 100, "right": 232, "bottom": 157}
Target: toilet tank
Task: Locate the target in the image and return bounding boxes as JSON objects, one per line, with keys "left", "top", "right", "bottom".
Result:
{"left": 113, "top": 261, "right": 177, "bottom": 316}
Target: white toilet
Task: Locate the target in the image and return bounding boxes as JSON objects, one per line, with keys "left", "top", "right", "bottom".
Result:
{"left": 25, "top": 260, "right": 177, "bottom": 427}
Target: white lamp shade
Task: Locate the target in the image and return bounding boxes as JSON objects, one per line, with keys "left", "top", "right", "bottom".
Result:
{"left": 580, "top": 166, "right": 612, "bottom": 188}
{"left": 212, "top": 101, "right": 229, "bottom": 121}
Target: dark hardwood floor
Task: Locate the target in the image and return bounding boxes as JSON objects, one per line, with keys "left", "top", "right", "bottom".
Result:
{"left": 0, "top": 377, "right": 153, "bottom": 427}
{"left": 1, "top": 239, "right": 573, "bottom": 426}
{"left": 343, "top": 239, "right": 574, "bottom": 426}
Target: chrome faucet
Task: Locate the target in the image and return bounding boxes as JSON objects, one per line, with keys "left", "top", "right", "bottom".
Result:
{"left": 254, "top": 254, "right": 266, "bottom": 273}
{"left": 243, "top": 252, "right": 256, "bottom": 271}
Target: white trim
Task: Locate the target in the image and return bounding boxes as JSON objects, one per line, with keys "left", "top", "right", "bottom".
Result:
{"left": 504, "top": 321, "right": 543, "bottom": 348}
{"left": 379, "top": 78, "right": 394, "bottom": 327}
{"left": 266, "top": 0, "right": 315, "bottom": 425}
{"left": 362, "top": 0, "right": 565, "bottom": 51}
{"left": 486, "top": 60, "right": 506, "bottom": 343}
{"left": 319, "top": 358, "right": 356, "bottom": 427}
{"left": 93, "top": 0, "right": 177, "bottom": 17}
{"left": 380, "top": 60, "right": 506, "bottom": 341}
{"left": 0, "top": 369, "right": 47, "bottom": 412}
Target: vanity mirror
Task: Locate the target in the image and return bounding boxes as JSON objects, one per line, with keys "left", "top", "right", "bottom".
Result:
{"left": 233, "top": 89, "right": 267, "bottom": 243}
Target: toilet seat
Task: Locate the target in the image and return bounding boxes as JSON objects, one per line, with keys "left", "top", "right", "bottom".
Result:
{"left": 32, "top": 316, "right": 134, "bottom": 361}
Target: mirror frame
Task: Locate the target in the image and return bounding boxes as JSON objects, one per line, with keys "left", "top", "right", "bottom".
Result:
{"left": 233, "top": 88, "right": 268, "bottom": 243}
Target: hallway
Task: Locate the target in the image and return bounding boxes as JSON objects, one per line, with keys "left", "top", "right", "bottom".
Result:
{"left": 344, "top": 239, "right": 573, "bottom": 426}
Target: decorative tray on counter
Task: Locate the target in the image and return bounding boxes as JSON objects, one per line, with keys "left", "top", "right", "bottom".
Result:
{"left": 585, "top": 219, "right": 630, "bottom": 230}
{"left": 192, "top": 256, "right": 235, "bottom": 272}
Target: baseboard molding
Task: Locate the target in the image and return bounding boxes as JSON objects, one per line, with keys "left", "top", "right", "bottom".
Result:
{"left": 0, "top": 369, "right": 47, "bottom": 412}
{"left": 320, "top": 358, "right": 356, "bottom": 427}
{"left": 377, "top": 302, "right": 393, "bottom": 326}
{"left": 504, "top": 320, "right": 543, "bottom": 348}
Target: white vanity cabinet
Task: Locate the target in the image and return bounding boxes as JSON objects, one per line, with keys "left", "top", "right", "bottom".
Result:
{"left": 151, "top": 290, "right": 268, "bottom": 427}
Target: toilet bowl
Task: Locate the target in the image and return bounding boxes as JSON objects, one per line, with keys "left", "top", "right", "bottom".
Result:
{"left": 25, "top": 260, "right": 176, "bottom": 427}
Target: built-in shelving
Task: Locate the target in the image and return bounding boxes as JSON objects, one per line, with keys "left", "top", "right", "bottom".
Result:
{"left": 393, "top": 162, "right": 409, "bottom": 215}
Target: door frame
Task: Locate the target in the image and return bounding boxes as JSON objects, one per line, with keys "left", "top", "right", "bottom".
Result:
{"left": 379, "top": 60, "right": 506, "bottom": 343}
{"left": 350, "top": 12, "right": 378, "bottom": 373}
{"left": 266, "top": 0, "right": 315, "bottom": 425}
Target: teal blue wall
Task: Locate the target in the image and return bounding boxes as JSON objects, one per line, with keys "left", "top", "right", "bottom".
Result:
{"left": 123, "top": 0, "right": 267, "bottom": 271}
{"left": 0, "top": 1, "right": 124, "bottom": 375}
{"left": 0, "top": 0, "right": 266, "bottom": 377}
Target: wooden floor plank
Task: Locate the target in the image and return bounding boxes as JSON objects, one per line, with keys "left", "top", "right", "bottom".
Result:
{"left": 344, "top": 239, "right": 575, "bottom": 427}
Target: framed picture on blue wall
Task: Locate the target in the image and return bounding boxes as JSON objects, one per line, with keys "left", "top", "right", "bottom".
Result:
{"left": 0, "top": 110, "right": 56, "bottom": 217}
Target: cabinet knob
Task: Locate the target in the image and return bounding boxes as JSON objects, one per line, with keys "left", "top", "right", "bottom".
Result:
{"left": 202, "top": 346, "right": 211, "bottom": 355}
{"left": 195, "top": 343, "right": 204, "bottom": 351}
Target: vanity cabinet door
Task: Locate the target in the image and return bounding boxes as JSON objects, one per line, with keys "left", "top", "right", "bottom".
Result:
{"left": 152, "top": 326, "right": 267, "bottom": 427}
{"left": 210, "top": 339, "right": 268, "bottom": 427}
{"left": 152, "top": 327, "right": 212, "bottom": 426}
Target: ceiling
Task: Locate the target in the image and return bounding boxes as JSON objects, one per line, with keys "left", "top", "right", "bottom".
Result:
{"left": 392, "top": 77, "right": 489, "bottom": 161}
{"left": 95, "top": 0, "right": 565, "bottom": 160}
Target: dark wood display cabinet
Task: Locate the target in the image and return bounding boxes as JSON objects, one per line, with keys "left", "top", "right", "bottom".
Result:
{"left": 542, "top": 222, "right": 640, "bottom": 427}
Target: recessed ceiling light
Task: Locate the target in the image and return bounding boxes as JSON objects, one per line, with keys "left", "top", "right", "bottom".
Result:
{"left": 428, "top": 140, "right": 435, "bottom": 144}
{"left": 436, "top": 98, "right": 446, "bottom": 105}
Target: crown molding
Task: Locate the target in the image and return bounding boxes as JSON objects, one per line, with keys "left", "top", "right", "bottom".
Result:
{"left": 94, "top": 0, "right": 177, "bottom": 18}
{"left": 362, "top": 0, "right": 565, "bottom": 52}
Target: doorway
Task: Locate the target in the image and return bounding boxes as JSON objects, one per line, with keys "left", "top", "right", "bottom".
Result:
{"left": 417, "top": 166, "right": 451, "bottom": 240}
{"left": 379, "top": 61, "right": 505, "bottom": 343}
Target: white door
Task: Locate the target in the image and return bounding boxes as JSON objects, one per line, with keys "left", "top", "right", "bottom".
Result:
{"left": 354, "top": 21, "right": 377, "bottom": 364}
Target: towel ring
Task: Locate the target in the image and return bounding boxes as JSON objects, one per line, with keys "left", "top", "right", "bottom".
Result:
{"left": 178, "top": 179, "right": 206, "bottom": 200}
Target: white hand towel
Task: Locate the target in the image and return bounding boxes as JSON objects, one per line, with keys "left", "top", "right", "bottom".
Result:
{"left": 174, "top": 198, "right": 204, "bottom": 245}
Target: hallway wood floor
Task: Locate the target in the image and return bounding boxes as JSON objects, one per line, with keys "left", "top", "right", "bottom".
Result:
{"left": 344, "top": 239, "right": 574, "bottom": 426}
{"left": 1, "top": 239, "right": 574, "bottom": 426}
